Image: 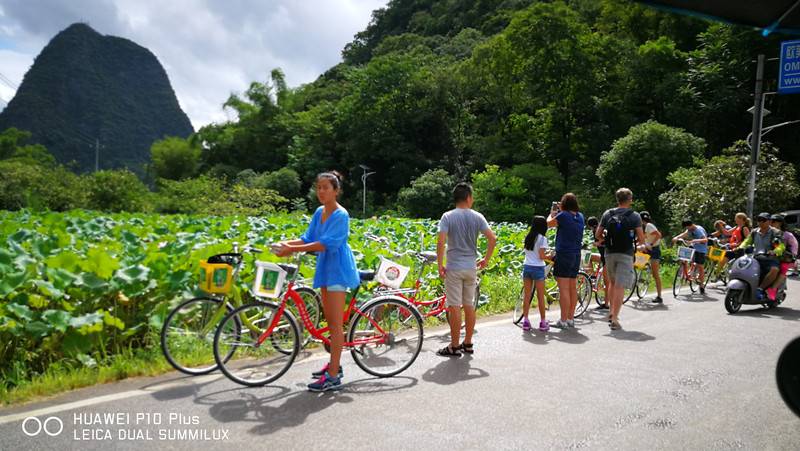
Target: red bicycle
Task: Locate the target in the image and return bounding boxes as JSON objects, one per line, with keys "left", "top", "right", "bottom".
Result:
{"left": 212, "top": 253, "right": 424, "bottom": 387}
{"left": 364, "top": 234, "right": 485, "bottom": 320}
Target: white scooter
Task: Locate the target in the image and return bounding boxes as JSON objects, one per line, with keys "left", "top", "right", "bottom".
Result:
{"left": 724, "top": 248, "right": 786, "bottom": 313}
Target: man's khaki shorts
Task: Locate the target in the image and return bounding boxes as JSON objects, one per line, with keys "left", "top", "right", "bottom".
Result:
{"left": 445, "top": 268, "right": 478, "bottom": 308}
{"left": 605, "top": 253, "right": 635, "bottom": 288}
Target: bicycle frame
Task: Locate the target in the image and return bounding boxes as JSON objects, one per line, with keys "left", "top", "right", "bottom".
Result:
{"left": 257, "top": 274, "right": 390, "bottom": 350}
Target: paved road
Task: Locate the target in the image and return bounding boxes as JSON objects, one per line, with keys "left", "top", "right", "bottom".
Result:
{"left": 2, "top": 279, "right": 799, "bottom": 450}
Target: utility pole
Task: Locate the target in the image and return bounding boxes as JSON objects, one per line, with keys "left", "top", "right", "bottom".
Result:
{"left": 746, "top": 54, "right": 765, "bottom": 220}
{"left": 359, "top": 164, "right": 375, "bottom": 218}
{"left": 95, "top": 138, "right": 100, "bottom": 172}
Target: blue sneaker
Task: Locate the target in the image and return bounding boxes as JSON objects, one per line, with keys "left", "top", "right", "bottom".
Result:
{"left": 307, "top": 371, "right": 343, "bottom": 392}
{"left": 311, "top": 362, "right": 343, "bottom": 379}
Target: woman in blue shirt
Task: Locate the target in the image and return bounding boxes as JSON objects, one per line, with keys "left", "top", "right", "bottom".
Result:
{"left": 276, "top": 171, "right": 359, "bottom": 392}
{"left": 546, "top": 193, "right": 585, "bottom": 329}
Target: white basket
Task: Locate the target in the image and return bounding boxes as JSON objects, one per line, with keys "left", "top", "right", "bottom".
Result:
{"left": 375, "top": 257, "right": 410, "bottom": 289}
{"left": 253, "top": 261, "right": 287, "bottom": 298}
{"left": 677, "top": 246, "right": 695, "bottom": 263}
{"left": 581, "top": 250, "right": 592, "bottom": 267}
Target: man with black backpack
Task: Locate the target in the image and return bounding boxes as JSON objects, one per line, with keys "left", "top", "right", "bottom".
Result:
{"left": 596, "top": 188, "right": 645, "bottom": 330}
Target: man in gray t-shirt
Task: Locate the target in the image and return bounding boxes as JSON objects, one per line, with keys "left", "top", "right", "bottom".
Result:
{"left": 436, "top": 182, "right": 496, "bottom": 357}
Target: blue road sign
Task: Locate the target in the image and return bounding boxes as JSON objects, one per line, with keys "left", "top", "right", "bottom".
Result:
{"left": 778, "top": 40, "right": 800, "bottom": 95}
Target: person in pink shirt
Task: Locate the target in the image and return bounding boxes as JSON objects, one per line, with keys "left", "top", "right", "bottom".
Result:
{"left": 771, "top": 214, "right": 797, "bottom": 295}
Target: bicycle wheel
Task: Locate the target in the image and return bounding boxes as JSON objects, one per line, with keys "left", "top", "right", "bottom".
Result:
{"left": 213, "top": 302, "right": 300, "bottom": 387}
{"left": 290, "top": 286, "right": 322, "bottom": 347}
{"left": 688, "top": 266, "right": 698, "bottom": 293}
{"left": 161, "top": 297, "right": 234, "bottom": 375}
{"left": 673, "top": 266, "right": 685, "bottom": 297}
{"left": 574, "top": 271, "right": 593, "bottom": 317}
{"left": 594, "top": 266, "right": 607, "bottom": 306}
{"left": 636, "top": 264, "right": 651, "bottom": 299}
{"left": 623, "top": 270, "right": 638, "bottom": 304}
{"left": 513, "top": 286, "right": 533, "bottom": 325}
{"left": 349, "top": 296, "right": 423, "bottom": 378}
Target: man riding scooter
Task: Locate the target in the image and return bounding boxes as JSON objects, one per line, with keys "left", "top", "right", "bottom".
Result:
{"left": 737, "top": 212, "right": 785, "bottom": 302}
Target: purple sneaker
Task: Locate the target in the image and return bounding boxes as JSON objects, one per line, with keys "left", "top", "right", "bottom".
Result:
{"left": 522, "top": 317, "right": 531, "bottom": 331}
{"left": 538, "top": 320, "right": 550, "bottom": 332}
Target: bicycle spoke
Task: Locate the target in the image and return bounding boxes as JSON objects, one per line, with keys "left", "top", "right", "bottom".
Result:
{"left": 349, "top": 299, "right": 423, "bottom": 377}
{"left": 214, "top": 303, "right": 300, "bottom": 386}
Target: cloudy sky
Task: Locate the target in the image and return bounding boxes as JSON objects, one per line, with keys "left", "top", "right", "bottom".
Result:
{"left": 0, "top": 0, "right": 387, "bottom": 129}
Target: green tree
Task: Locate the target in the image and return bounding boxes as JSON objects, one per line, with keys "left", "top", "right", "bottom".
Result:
{"left": 252, "top": 167, "right": 302, "bottom": 200}
{"left": 471, "top": 164, "right": 529, "bottom": 222}
{"left": 150, "top": 137, "right": 201, "bottom": 180}
{"left": 597, "top": 121, "right": 705, "bottom": 220}
{"left": 85, "top": 170, "right": 151, "bottom": 212}
{"left": 397, "top": 169, "right": 456, "bottom": 218}
{"left": 660, "top": 142, "right": 800, "bottom": 231}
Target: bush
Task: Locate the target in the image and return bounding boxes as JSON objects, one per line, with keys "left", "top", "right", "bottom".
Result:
{"left": 252, "top": 167, "right": 302, "bottom": 200}
{"left": 84, "top": 170, "right": 151, "bottom": 212}
{"left": 154, "top": 176, "right": 287, "bottom": 215}
{"left": 0, "top": 161, "right": 85, "bottom": 211}
{"left": 150, "top": 137, "right": 201, "bottom": 180}
{"left": 660, "top": 142, "right": 800, "bottom": 231}
{"left": 397, "top": 169, "right": 455, "bottom": 218}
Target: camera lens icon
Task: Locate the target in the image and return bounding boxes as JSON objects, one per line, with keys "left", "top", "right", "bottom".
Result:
{"left": 22, "top": 416, "right": 63, "bottom": 437}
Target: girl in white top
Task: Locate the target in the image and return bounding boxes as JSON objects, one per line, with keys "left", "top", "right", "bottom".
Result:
{"left": 639, "top": 211, "right": 663, "bottom": 303}
{"left": 520, "top": 216, "right": 550, "bottom": 332}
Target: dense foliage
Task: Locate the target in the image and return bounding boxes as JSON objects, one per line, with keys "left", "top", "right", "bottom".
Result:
{"left": 3, "top": 1, "right": 800, "bottom": 223}
{"left": 0, "top": 210, "right": 527, "bottom": 392}
{"left": 187, "top": 0, "right": 799, "bottom": 222}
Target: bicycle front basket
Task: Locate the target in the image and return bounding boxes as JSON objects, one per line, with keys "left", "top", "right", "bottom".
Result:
{"left": 634, "top": 252, "right": 651, "bottom": 269}
{"left": 199, "top": 260, "right": 234, "bottom": 294}
{"left": 708, "top": 247, "right": 726, "bottom": 263}
{"left": 677, "top": 246, "right": 695, "bottom": 263}
{"left": 253, "top": 261, "right": 287, "bottom": 298}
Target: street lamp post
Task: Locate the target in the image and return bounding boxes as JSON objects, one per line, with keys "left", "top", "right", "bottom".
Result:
{"left": 746, "top": 54, "right": 766, "bottom": 220}
{"left": 359, "top": 164, "right": 375, "bottom": 218}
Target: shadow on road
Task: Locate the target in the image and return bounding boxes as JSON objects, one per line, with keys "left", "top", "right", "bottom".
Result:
{"left": 522, "top": 327, "right": 590, "bottom": 345}
{"left": 629, "top": 300, "right": 670, "bottom": 312}
{"left": 421, "top": 355, "right": 489, "bottom": 385}
{"left": 675, "top": 293, "right": 719, "bottom": 303}
{"left": 192, "top": 375, "right": 417, "bottom": 434}
{"left": 732, "top": 306, "right": 800, "bottom": 321}
{"left": 604, "top": 329, "right": 656, "bottom": 341}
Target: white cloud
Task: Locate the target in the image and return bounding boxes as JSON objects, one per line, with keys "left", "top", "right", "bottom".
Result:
{"left": 0, "top": 0, "right": 387, "bottom": 128}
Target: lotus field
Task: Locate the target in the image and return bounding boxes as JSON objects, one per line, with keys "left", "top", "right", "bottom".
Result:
{"left": 0, "top": 210, "right": 527, "bottom": 390}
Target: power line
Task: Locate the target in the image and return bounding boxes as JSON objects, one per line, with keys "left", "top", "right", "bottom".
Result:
{"left": 0, "top": 72, "right": 19, "bottom": 90}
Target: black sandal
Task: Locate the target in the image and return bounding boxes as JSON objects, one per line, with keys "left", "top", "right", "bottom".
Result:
{"left": 459, "top": 342, "right": 474, "bottom": 354}
{"left": 436, "top": 345, "right": 462, "bottom": 357}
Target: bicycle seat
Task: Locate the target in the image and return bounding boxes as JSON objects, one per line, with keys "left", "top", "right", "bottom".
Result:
{"left": 207, "top": 253, "right": 242, "bottom": 265}
{"left": 278, "top": 263, "right": 298, "bottom": 277}
{"left": 359, "top": 270, "right": 375, "bottom": 281}
{"left": 419, "top": 251, "right": 437, "bottom": 263}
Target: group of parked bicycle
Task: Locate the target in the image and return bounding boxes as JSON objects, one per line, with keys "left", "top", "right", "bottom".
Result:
{"left": 160, "top": 172, "right": 798, "bottom": 393}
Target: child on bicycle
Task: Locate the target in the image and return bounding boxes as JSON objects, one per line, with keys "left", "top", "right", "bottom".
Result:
{"left": 520, "top": 215, "right": 550, "bottom": 332}
{"left": 276, "top": 171, "right": 360, "bottom": 392}
{"left": 671, "top": 219, "right": 708, "bottom": 294}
